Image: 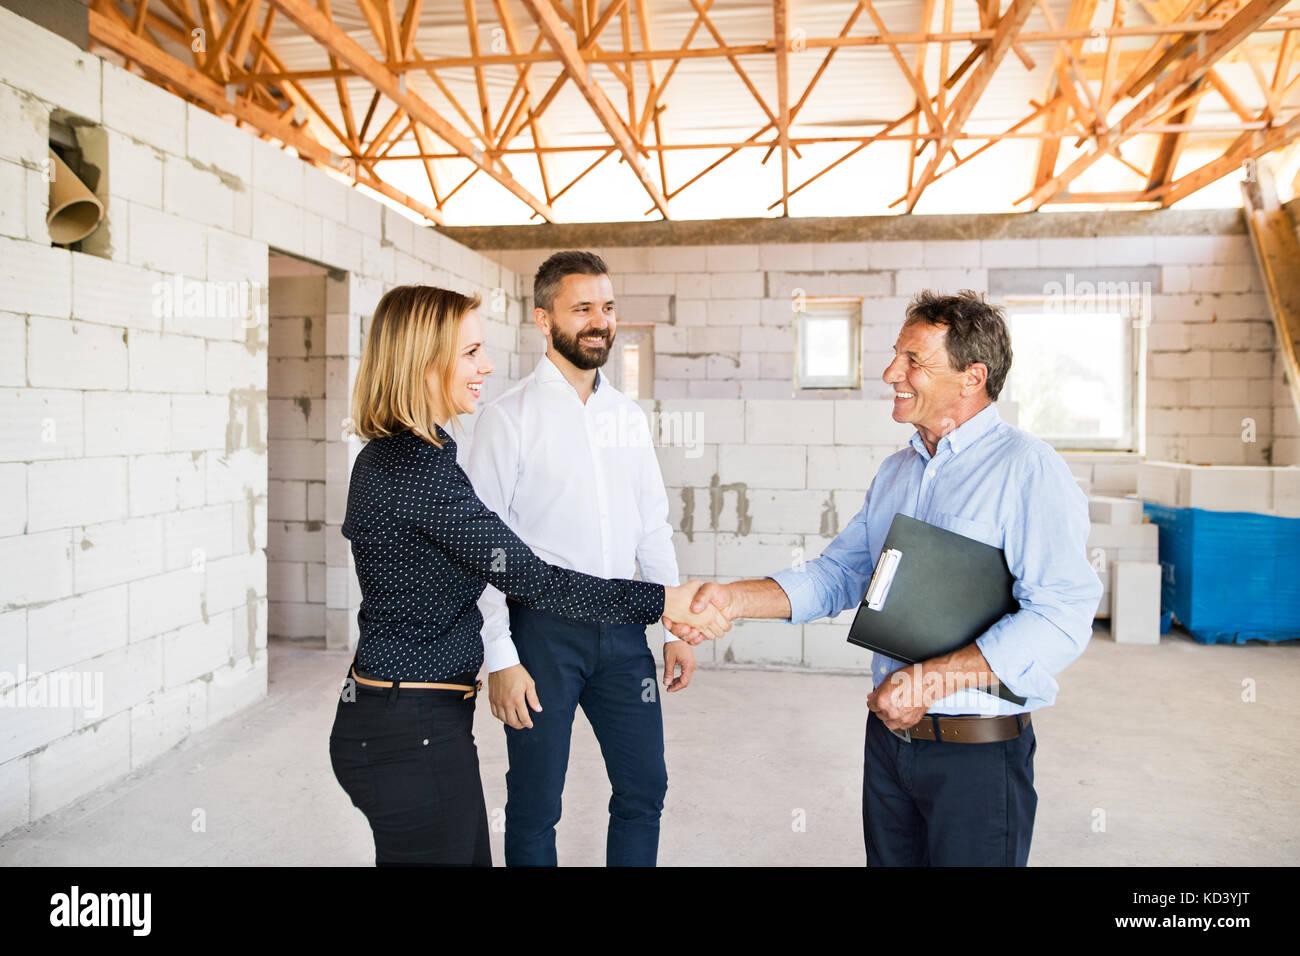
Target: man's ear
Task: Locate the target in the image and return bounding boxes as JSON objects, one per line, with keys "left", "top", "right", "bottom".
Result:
{"left": 963, "top": 362, "right": 988, "bottom": 396}
{"left": 533, "top": 307, "right": 551, "bottom": 338}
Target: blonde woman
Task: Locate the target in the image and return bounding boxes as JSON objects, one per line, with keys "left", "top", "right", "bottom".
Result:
{"left": 330, "top": 285, "right": 727, "bottom": 866}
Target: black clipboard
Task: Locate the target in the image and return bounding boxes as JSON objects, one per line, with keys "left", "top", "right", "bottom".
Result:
{"left": 847, "top": 513, "right": 1027, "bottom": 707}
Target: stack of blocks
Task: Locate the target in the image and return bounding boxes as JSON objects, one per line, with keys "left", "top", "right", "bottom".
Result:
{"left": 1137, "top": 461, "right": 1300, "bottom": 517}
{"left": 1086, "top": 492, "right": 1161, "bottom": 644}
{"left": 1071, "top": 455, "right": 1161, "bottom": 643}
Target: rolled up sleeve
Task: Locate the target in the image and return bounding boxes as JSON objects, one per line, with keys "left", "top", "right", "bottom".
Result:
{"left": 975, "top": 449, "right": 1103, "bottom": 706}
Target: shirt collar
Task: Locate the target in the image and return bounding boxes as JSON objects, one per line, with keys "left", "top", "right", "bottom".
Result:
{"left": 909, "top": 403, "right": 1001, "bottom": 459}
{"left": 535, "top": 353, "right": 604, "bottom": 396}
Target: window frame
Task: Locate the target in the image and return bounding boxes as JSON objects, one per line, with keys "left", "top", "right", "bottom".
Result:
{"left": 794, "top": 295, "right": 863, "bottom": 392}
{"left": 997, "top": 292, "right": 1147, "bottom": 454}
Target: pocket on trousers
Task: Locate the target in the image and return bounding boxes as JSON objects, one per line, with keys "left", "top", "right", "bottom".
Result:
{"left": 330, "top": 701, "right": 442, "bottom": 811}
{"left": 330, "top": 735, "right": 379, "bottom": 812}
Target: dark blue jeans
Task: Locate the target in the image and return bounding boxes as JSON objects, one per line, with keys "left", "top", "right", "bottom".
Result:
{"left": 863, "top": 710, "right": 1038, "bottom": 866}
{"left": 504, "top": 603, "right": 667, "bottom": 867}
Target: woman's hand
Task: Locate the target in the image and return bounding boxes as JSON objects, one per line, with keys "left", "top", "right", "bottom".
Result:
{"left": 663, "top": 580, "right": 732, "bottom": 642}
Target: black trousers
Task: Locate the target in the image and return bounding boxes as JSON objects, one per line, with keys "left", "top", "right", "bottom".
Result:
{"left": 863, "top": 710, "right": 1037, "bottom": 866}
{"left": 330, "top": 671, "right": 491, "bottom": 866}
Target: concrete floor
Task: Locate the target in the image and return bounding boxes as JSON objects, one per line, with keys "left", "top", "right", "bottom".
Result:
{"left": 1, "top": 625, "right": 1297, "bottom": 866}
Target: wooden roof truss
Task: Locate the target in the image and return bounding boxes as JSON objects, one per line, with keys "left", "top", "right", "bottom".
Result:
{"left": 85, "top": 0, "right": 1300, "bottom": 224}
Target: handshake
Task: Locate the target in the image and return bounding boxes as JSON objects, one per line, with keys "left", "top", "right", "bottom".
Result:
{"left": 661, "top": 581, "right": 736, "bottom": 644}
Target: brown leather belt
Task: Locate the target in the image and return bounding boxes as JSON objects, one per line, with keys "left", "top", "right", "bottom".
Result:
{"left": 889, "top": 713, "right": 1030, "bottom": 744}
{"left": 351, "top": 667, "right": 481, "bottom": 700}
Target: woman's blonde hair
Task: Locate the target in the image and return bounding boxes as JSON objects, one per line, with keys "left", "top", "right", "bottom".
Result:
{"left": 350, "top": 285, "right": 481, "bottom": 448}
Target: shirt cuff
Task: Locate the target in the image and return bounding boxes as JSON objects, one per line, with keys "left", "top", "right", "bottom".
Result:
{"left": 662, "top": 625, "right": 680, "bottom": 644}
{"left": 482, "top": 635, "right": 521, "bottom": 673}
{"left": 974, "top": 620, "right": 1048, "bottom": 705}
{"left": 768, "top": 569, "right": 817, "bottom": 624}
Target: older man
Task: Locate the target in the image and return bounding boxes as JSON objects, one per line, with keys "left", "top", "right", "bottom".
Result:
{"left": 668, "top": 290, "right": 1101, "bottom": 866}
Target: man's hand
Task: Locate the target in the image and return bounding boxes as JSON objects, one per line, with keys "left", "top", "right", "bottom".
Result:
{"left": 662, "top": 640, "right": 697, "bottom": 693}
{"left": 488, "top": 663, "right": 542, "bottom": 730}
{"left": 867, "top": 645, "right": 1004, "bottom": 730}
{"left": 663, "top": 581, "right": 737, "bottom": 643}
{"left": 866, "top": 664, "right": 931, "bottom": 731}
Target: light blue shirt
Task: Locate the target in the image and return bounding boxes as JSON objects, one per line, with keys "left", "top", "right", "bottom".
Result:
{"left": 771, "top": 403, "right": 1101, "bottom": 715}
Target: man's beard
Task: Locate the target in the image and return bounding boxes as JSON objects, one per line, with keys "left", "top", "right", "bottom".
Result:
{"left": 552, "top": 325, "right": 614, "bottom": 371}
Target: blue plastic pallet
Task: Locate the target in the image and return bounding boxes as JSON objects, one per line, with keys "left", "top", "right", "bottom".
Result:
{"left": 1142, "top": 502, "right": 1300, "bottom": 645}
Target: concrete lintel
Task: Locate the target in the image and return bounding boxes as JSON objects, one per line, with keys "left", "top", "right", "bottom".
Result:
{"left": 439, "top": 208, "right": 1247, "bottom": 251}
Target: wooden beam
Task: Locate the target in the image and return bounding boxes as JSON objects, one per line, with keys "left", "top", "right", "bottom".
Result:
{"left": 410, "top": 123, "right": 443, "bottom": 205}
{"left": 774, "top": 108, "right": 921, "bottom": 209}
{"left": 1208, "top": 66, "right": 1255, "bottom": 121}
{"left": 905, "top": 0, "right": 1036, "bottom": 211}
{"left": 1097, "top": 0, "right": 1126, "bottom": 114}
{"left": 92, "top": 7, "right": 327, "bottom": 160}
{"left": 492, "top": 0, "right": 555, "bottom": 203}
{"left": 1121, "top": 0, "right": 1236, "bottom": 101}
{"left": 637, "top": 0, "right": 711, "bottom": 141}
{"left": 1027, "top": 0, "right": 1289, "bottom": 209}
{"left": 88, "top": 5, "right": 447, "bottom": 227}
{"left": 773, "top": 0, "right": 790, "bottom": 216}
{"left": 894, "top": 96, "right": 1054, "bottom": 206}
{"left": 1147, "top": 77, "right": 1205, "bottom": 195}
{"left": 398, "top": 0, "right": 423, "bottom": 59}
{"left": 266, "top": 0, "right": 554, "bottom": 220}
{"left": 1033, "top": 0, "right": 1100, "bottom": 191}
{"left": 633, "top": 0, "right": 668, "bottom": 195}
{"left": 1240, "top": 157, "right": 1300, "bottom": 428}
{"left": 315, "top": 0, "right": 359, "bottom": 150}
{"left": 586, "top": 0, "right": 629, "bottom": 50}
{"left": 906, "top": 0, "right": 938, "bottom": 193}
{"left": 218, "top": 16, "right": 1300, "bottom": 78}
{"left": 1157, "top": 109, "right": 1300, "bottom": 205}
{"left": 976, "top": 0, "right": 1036, "bottom": 71}
{"left": 519, "top": 0, "right": 670, "bottom": 218}
{"left": 462, "top": 0, "right": 493, "bottom": 147}
{"left": 230, "top": 0, "right": 260, "bottom": 67}
{"left": 864, "top": 0, "right": 942, "bottom": 137}
{"left": 684, "top": 0, "right": 779, "bottom": 128}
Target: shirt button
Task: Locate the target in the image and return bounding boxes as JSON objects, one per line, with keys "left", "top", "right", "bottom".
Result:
{"left": 422, "top": 739, "right": 429, "bottom": 746}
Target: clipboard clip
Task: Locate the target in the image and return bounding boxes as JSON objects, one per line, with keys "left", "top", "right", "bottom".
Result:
{"left": 864, "top": 548, "right": 903, "bottom": 611}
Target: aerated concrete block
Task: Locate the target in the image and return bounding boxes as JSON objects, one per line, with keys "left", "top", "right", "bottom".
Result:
{"left": 1111, "top": 562, "right": 1162, "bottom": 645}
{"left": 1088, "top": 495, "right": 1144, "bottom": 526}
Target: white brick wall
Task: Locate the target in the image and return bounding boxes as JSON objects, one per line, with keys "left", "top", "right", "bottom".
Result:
{"left": 491, "top": 230, "right": 1280, "bottom": 466}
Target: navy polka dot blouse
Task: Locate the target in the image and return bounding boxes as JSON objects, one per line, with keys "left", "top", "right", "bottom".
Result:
{"left": 342, "top": 425, "right": 666, "bottom": 682}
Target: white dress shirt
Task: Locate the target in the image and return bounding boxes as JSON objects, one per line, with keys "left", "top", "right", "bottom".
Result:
{"left": 466, "top": 354, "right": 681, "bottom": 672}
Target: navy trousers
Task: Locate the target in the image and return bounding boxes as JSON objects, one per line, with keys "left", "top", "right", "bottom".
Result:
{"left": 503, "top": 603, "right": 667, "bottom": 867}
{"left": 863, "top": 710, "right": 1038, "bottom": 866}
